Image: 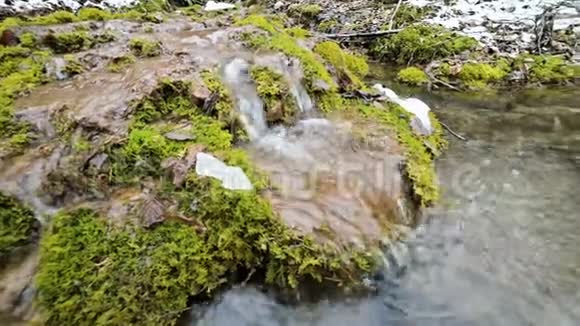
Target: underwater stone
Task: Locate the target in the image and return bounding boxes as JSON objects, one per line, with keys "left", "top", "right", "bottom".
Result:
{"left": 195, "top": 152, "right": 252, "bottom": 190}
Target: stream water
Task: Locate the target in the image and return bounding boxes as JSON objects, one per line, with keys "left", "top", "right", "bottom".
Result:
{"left": 185, "top": 76, "right": 580, "bottom": 325}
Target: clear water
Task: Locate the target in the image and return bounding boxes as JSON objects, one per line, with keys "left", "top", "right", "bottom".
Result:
{"left": 186, "top": 87, "right": 580, "bottom": 326}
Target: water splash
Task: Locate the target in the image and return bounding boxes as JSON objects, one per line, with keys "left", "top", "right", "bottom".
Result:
{"left": 222, "top": 58, "right": 268, "bottom": 140}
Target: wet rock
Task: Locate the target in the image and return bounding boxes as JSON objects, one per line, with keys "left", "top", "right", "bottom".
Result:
{"left": 88, "top": 153, "right": 108, "bottom": 170}
{"left": 195, "top": 152, "right": 253, "bottom": 190}
{"left": 191, "top": 84, "right": 211, "bottom": 107}
{"left": 162, "top": 144, "right": 205, "bottom": 187}
{"left": 164, "top": 131, "right": 195, "bottom": 141}
{"left": 0, "top": 250, "right": 39, "bottom": 323}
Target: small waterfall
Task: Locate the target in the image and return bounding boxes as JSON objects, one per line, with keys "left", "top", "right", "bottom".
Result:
{"left": 285, "top": 61, "right": 314, "bottom": 114}
{"left": 222, "top": 58, "right": 268, "bottom": 140}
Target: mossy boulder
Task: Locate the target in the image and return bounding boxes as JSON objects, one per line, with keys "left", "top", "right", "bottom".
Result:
{"left": 458, "top": 62, "right": 508, "bottom": 89}
{"left": 43, "top": 30, "right": 116, "bottom": 53}
{"left": 129, "top": 37, "right": 162, "bottom": 57}
{"left": 0, "top": 193, "right": 38, "bottom": 260}
{"left": 372, "top": 24, "right": 478, "bottom": 65}
{"left": 35, "top": 78, "right": 376, "bottom": 325}
{"left": 314, "top": 41, "right": 369, "bottom": 90}
{"left": 250, "top": 65, "right": 298, "bottom": 126}
{"left": 107, "top": 54, "right": 136, "bottom": 73}
{"left": 397, "top": 66, "right": 429, "bottom": 86}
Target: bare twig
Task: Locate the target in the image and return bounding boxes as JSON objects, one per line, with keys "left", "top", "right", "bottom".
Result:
{"left": 424, "top": 62, "right": 461, "bottom": 91}
{"left": 439, "top": 121, "right": 467, "bottom": 141}
{"left": 388, "top": 0, "right": 405, "bottom": 30}
{"left": 321, "top": 29, "right": 403, "bottom": 39}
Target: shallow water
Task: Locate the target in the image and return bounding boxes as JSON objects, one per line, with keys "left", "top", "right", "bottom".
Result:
{"left": 186, "top": 87, "right": 580, "bottom": 325}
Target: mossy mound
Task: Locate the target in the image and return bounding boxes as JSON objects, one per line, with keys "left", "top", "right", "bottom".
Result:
{"left": 0, "top": 5, "right": 168, "bottom": 34}
{"left": 314, "top": 41, "right": 369, "bottom": 90}
{"left": 35, "top": 78, "right": 376, "bottom": 325}
{"left": 250, "top": 65, "right": 298, "bottom": 126}
{"left": 430, "top": 55, "right": 576, "bottom": 89}
{"left": 43, "top": 30, "right": 117, "bottom": 53}
{"left": 129, "top": 37, "right": 162, "bottom": 57}
{"left": 0, "top": 43, "right": 51, "bottom": 156}
{"left": 397, "top": 66, "right": 429, "bottom": 86}
{"left": 389, "top": 4, "right": 432, "bottom": 29}
{"left": 0, "top": 193, "right": 37, "bottom": 259}
{"left": 348, "top": 100, "right": 446, "bottom": 205}
{"left": 371, "top": 24, "right": 478, "bottom": 65}
{"left": 107, "top": 54, "right": 137, "bottom": 72}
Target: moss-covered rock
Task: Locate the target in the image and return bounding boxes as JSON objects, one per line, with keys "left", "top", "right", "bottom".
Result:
{"left": 288, "top": 4, "right": 322, "bottom": 22}
{"left": 350, "top": 101, "right": 446, "bottom": 205}
{"left": 129, "top": 37, "right": 162, "bottom": 57}
{"left": 389, "top": 4, "right": 432, "bottom": 29}
{"left": 314, "top": 41, "right": 369, "bottom": 90}
{"left": 0, "top": 193, "right": 37, "bottom": 259}
{"left": 0, "top": 45, "right": 51, "bottom": 156}
{"left": 63, "top": 54, "right": 84, "bottom": 76}
{"left": 237, "top": 15, "right": 336, "bottom": 92}
{"left": 371, "top": 24, "right": 478, "bottom": 65}
{"left": 397, "top": 66, "right": 429, "bottom": 86}
{"left": 457, "top": 62, "right": 507, "bottom": 89}
{"left": 521, "top": 55, "right": 575, "bottom": 84}
{"left": 250, "top": 65, "right": 298, "bottom": 126}
{"left": 35, "top": 76, "right": 376, "bottom": 325}
{"left": 107, "top": 54, "right": 136, "bottom": 72}
{"left": 43, "top": 30, "right": 116, "bottom": 53}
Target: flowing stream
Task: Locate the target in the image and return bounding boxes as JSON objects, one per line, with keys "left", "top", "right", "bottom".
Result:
{"left": 184, "top": 66, "right": 580, "bottom": 325}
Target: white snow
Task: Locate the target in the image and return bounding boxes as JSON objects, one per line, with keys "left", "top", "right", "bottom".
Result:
{"left": 0, "top": 0, "right": 139, "bottom": 12}
{"left": 373, "top": 84, "right": 433, "bottom": 136}
{"left": 203, "top": 1, "right": 235, "bottom": 12}
{"left": 195, "top": 152, "right": 253, "bottom": 190}
{"left": 408, "top": 0, "right": 580, "bottom": 50}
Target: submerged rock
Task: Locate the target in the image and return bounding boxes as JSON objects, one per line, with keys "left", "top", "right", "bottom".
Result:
{"left": 195, "top": 152, "right": 253, "bottom": 190}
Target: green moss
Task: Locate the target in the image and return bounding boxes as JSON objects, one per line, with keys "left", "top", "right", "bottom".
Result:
{"left": 0, "top": 193, "right": 36, "bottom": 258}
{"left": 107, "top": 54, "right": 136, "bottom": 73}
{"left": 63, "top": 54, "right": 84, "bottom": 76}
{"left": 286, "top": 27, "right": 311, "bottom": 39}
{"left": 352, "top": 101, "right": 445, "bottom": 205}
{"left": 33, "top": 10, "right": 80, "bottom": 25}
{"left": 523, "top": 55, "right": 574, "bottom": 83}
{"left": 19, "top": 32, "right": 38, "bottom": 48}
{"left": 314, "top": 41, "right": 369, "bottom": 90}
{"left": 129, "top": 37, "right": 162, "bottom": 57}
{"left": 390, "top": 4, "right": 431, "bottom": 29}
{"left": 458, "top": 62, "right": 507, "bottom": 89}
{"left": 250, "top": 65, "right": 298, "bottom": 126}
{"left": 288, "top": 4, "right": 322, "bottom": 20}
{"left": 318, "top": 20, "right": 337, "bottom": 33}
{"left": 201, "top": 70, "right": 238, "bottom": 128}
{"left": 77, "top": 8, "right": 114, "bottom": 21}
{"left": 43, "top": 30, "right": 116, "bottom": 54}
{"left": 397, "top": 66, "right": 429, "bottom": 85}
{"left": 372, "top": 24, "right": 478, "bottom": 65}
{"left": 237, "top": 15, "right": 336, "bottom": 92}
{"left": 0, "top": 46, "right": 50, "bottom": 155}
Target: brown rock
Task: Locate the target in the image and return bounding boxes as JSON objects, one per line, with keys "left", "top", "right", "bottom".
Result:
{"left": 191, "top": 84, "right": 211, "bottom": 107}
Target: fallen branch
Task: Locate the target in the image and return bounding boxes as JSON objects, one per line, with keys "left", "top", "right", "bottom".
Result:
{"left": 321, "top": 29, "right": 403, "bottom": 39}
{"left": 388, "top": 0, "right": 404, "bottom": 30}
{"left": 424, "top": 62, "right": 461, "bottom": 91}
{"left": 439, "top": 121, "right": 467, "bottom": 141}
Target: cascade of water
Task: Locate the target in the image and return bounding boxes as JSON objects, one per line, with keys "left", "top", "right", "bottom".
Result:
{"left": 222, "top": 58, "right": 268, "bottom": 140}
